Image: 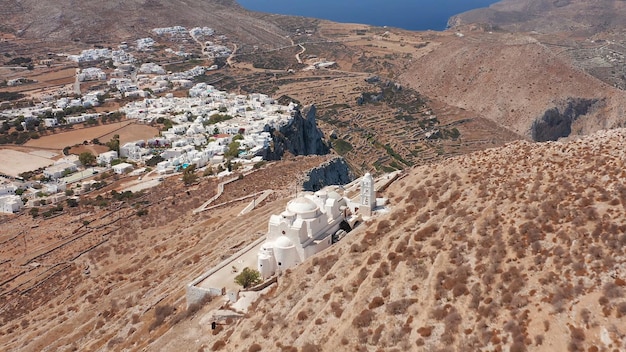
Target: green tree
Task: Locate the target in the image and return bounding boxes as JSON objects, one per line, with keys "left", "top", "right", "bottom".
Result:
{"left": 79, "top": 152, "right": 96, "bottom": 166}
{"left": 106, "top": 134, "right": 120, "bottom": 153}
{"left": 182, "top": 164, "right": 198, "bottom": 186}
{"left": 224, "top": 140, "right": 240, "bottom": 160}
{"left": 234, "top": 267, "right": 262, "bottom": 289}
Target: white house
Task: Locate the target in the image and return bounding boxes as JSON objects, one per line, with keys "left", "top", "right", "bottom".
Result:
{"left": 120, "top": 143, "right": 147, "bottom": 160}
{"left": 44, "top": 118, "right": 58, "bottom": 127}
{"left": 0, "top": 185, "right": 17, "bottom": 196}
{"left": 97, "top": 151, "right": 118, "bottom": 166}
{"left": 112, "top": 163, "right": 133, "bottom": 174}
{"left": 0, "top": 195, "right": 23, "bottom": 214}
{"left": 44, "top": 162, "right": 78, "bottom": 180}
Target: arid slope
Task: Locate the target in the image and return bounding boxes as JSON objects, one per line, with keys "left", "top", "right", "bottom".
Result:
{"left": 226, "top": 129, "right": 626, "bottom": 351}
{"left": 450, "top": 0, "right": 626, "bottom": 35}
{"left": 0, "top": 0, "right": 291, "bottom": 47}
{"left": 397, "top": 29, "right": 626, "bottom": 139}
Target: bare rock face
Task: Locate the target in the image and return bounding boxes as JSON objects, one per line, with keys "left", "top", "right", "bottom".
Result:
{"left": 531, "top": 98, "right": 602, "bottom": 142}
{"left": 262, "top": 105, "right": 330, "bottom": 160}
{"left": 302, "top": 157, "right": 353, "bottom": 192}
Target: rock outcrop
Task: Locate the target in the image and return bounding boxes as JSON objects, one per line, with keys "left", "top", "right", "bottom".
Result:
{"left": 531, "top": 98, "right": 602, "bottom": 142}
{"left": 301, "top": 157, "right": 353, "bottom": 192}
{"left": 262, "top": 104, "right": 329, "bottom": 160}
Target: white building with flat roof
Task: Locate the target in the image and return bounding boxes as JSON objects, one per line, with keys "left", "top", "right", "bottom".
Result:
{"left": 0, "top": 195, "right": 23, "bottom": 214}
{"left": 44, "top": 162, "right": 77, "bottom": 180}
{"left": 97, "top": 151, "right": 118, "bottom": 166}
{"left": 112, "top": 162, "right": 133, "bottom": 174}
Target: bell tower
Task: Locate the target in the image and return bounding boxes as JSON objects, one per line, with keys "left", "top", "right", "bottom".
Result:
{"left": 360, "top": 173, "right": 376, "bottom": 217}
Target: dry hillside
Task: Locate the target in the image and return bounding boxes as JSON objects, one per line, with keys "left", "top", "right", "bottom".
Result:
{"left": 0, "top": 155, "right": 333, "bottom": 352}
{"left": 450, "top": 0, "right": 626, "bottom": 35}
{"left": 223, "top": 129, "right": 626, "bottom": 352}
{"left": 396, "top": 29, "right": 626, "bottom": 140}
{"left": 0, "top": 0, "right": 293, "bottom": 49}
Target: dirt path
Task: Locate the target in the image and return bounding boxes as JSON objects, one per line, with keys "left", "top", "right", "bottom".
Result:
{"left": 296, "top": 44, "right": 306, "bottom": 64}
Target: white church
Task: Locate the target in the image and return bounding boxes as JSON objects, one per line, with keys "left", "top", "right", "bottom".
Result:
{"left": 257, "top": 173, "right": 379, "bottom": 279}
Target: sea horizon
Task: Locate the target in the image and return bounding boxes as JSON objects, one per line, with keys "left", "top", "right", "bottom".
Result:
{"left": 236, "top": 0, "right": 500, "bottom": 31}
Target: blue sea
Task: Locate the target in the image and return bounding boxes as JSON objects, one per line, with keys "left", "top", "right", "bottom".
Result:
{"left": 237, "top": 0, "right": 500, "bottom": 31}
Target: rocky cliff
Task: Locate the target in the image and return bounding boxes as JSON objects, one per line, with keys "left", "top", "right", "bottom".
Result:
{"left": 262, "top": 104, "right": 330, "bottom": 161}
{"left": 531, "top": 98, "right": 602, "bottom": 142}
{"left": 302, "top": 157, "right": 354, "bottom": 192}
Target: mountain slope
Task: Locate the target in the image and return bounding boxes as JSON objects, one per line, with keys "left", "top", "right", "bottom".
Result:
{"left": 450, "top": 0, "right": 626, "bottom": 35}
{"left": 397, "top": 30, "right": 626, "bottom": 140}
{"left": 0, "top": 0, "right": 291, "bottom": 47}
{"left": 227, "top": 128, "right": 626, "bottom": 351}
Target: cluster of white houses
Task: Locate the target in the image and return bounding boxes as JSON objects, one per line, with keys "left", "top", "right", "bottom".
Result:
{"left": 1, "top": 92, "right": 104, "bottom": 125}
{"left": 68, "top": 48, "right": 135, "bottom": 64}
{"left": 117, "top": 82, "right": 295, "bottom": 171}
{"left": 107, "top": 65, "right": 214, "bottom": 97}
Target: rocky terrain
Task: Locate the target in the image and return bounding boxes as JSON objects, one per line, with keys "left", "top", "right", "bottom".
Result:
{"left": 221, "top": 128, "right": 626, "bottom": 352}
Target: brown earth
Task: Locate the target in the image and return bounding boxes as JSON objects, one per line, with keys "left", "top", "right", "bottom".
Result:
{"left": 68, "top": 144, "right": 109, "bottom": 157}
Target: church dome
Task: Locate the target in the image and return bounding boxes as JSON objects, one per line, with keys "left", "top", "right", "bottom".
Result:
{"left": 287, "top": 197, "right": 319, "bottom": 214}
{"left": 274, "top": 235, "right": 294, "bottom": 248}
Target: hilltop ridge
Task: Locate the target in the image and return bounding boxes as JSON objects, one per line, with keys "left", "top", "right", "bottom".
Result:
{"left": 0, "top": 0, "right": 291, "bottom": 47}
{"left": 220, "top": 127, "right": 626, "bottom": 352}
{"left": 449, "top": 0, "right": 626, "bottom": 35}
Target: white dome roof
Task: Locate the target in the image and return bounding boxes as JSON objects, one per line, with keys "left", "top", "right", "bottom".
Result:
{"left": 287, "top": 197, "right": 319, "bottom": 214}
{"left": 274, "top": 235, "right": 294, "bottom": 248}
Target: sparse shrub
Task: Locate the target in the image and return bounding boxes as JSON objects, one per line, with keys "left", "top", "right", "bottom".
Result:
{"left": 616, "top": 302, "right": 626, "bottom": 318}
{"left": 352, "top": 309, "right": 375, "bottom": 328}
{"left": 386, "top": 298, "right": 417, "bottom": 315}
{"left": 417, "top": 326, "right": 432, "bottom": 337}
{"left": 603, "top": 282, "right": 624, "bottom": 299}
{"left": 297, "top": 311, "right": 308, "bottom": 321}
{"left": 248, "top": 344, "right": 262, "bottom": 352}
{"left": 149, "top": 304, "right": 176, "bottom": 331}
{"left": 372, "top": 324, "right": 385, "bottom": 345}
{"left": 301, "top": 343, "right": 321, "bottom": 352}
{"left": 211, "top": 339, "right": 226, "bottom": 351}
{"left": 369, "top": 296, "right": 384, "bottom": 309}
{"left": 330, "top": 302, "right": 343, "bottom": 318}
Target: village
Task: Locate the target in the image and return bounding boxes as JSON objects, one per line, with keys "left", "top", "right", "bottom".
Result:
{"left": 0, "top": 80, "right": 302, "bottom": 216}
{"left": 0, "top": 22, "right": 332, "bottom": 215}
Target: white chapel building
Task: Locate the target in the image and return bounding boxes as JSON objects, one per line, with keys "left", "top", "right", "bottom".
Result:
{"left": 257, "top": 173, "right": 378, "bottom": 279}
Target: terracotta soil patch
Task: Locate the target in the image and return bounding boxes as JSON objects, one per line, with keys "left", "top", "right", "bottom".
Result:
{"left": 98, "top": 123, "right": 159, "bottom": 144}
{"left": 68, "top": 144, "right": 110, "bottom": 156}
{"left": 23, "top": 121, "right": 157, "bottom": 150}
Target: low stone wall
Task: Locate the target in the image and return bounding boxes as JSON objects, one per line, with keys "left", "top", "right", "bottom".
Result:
{"left": 186, "top": 235, "right": 266, "bottom": 307}
{"left": 245, "top": 276, "right": 278, "bottom": 292}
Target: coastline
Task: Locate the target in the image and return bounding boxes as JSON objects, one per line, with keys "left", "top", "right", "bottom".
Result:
{"left": 236, "top": 0, "right": 500, "bottom": 31}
